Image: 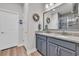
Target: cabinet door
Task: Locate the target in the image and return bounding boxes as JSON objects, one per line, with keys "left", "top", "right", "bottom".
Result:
{"left": 41, "top": 39, "right": 46, "bottom": 55}
{"left": 36, "top": 37, "right": 42, "bottom": 52}
{"left": 75, "top": 44, "right": 79, "bottom": 56}
{"left": 58, "top": 47, "right": 76, "bottom": 56}
{"left": 47, "top": 42, "right": 58, "bottom": 56}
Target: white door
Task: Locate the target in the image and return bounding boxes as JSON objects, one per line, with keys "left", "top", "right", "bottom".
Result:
{"left": 0, "top": 11, "right": 19, "bottom": 50}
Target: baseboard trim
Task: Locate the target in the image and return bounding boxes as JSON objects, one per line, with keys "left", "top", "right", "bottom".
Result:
{"left": 23, "top": 46, "right": 27, "bottom": 51}
{"left": 17, "top": 43, "right": 24, "bottom": 47}
{"left": 22, "top": 44, "right": 37, "bottom": 55}
{"left": 27, "top": 48, "right": 37, "bottom": 56}
{"left": 22, "top": 47, "right": 37, "bottom": 56}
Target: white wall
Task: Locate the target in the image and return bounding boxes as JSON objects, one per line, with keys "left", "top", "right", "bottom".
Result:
{"left": 23, "top": 3, "right": 44, "bottom": 54}
{"left": 0, "top": 3, "right": 24, "bottom": 44}
{"left": 0, "top": 3, "right": 23, "bottom": 19}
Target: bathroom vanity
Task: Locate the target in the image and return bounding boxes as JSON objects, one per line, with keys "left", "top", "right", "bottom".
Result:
{"left": 38, "top": 3, "right": 79, "bottom": 56}
{"left": 36, "top": 32, "right": 79, "bottom": 56}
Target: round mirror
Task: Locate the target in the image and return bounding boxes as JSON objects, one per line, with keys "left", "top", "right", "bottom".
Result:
{"left": 46, "top": 17, "right": 50, "bottom": 24}
{"left": 33, "top": 13, "right": 40, "bottom": 22}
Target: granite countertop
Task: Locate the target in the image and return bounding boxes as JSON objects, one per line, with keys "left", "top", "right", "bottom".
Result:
{"left": 35, "top": 31, "right": 79, "bottom": 43}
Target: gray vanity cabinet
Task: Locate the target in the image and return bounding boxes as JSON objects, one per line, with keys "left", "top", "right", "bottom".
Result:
{"left": 36, "top": 34, "right": 78, "bottom": 56}
{"left": 76, "top": 44, "right": 79, "bottom": 55}
{"left": 36, "top": 34, "right": 46, "bottom": 55}
{"left": 58, "top": 46, "right": 76, "bottom": 56}
{"left": 47, "top": 42, "right": 58, "bottom": 56}
{"left": 41, "top": 39, "right": 46, "bottom": 55}
{"left": 47, "top": 37, "right": 76, "bottom": 56}
{"left": 36, "top": 36, "right": 42, "bottom": 52}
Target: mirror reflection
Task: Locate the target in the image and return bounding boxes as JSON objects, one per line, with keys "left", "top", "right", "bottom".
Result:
{"left": 43, "top": 3, "right": 79, "bottom": 31}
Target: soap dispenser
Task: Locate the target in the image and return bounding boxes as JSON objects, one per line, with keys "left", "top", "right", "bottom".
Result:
{"left": 38, "top": 24, "right": 41, "bottom": 31}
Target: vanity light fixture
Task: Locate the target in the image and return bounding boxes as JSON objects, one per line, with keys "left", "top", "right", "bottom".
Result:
{"left": 49, "top": 3, "right": 53, "bottom": 6}
{"left": 45, "top": 4, "right": 49, "bottom": 9}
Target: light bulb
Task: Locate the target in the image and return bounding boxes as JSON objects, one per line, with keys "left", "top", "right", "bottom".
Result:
{"left": 45, "top": 4, "right": 49, "bottom": 9}
{"left": 49, "top": 3, "right": 53, "bottom": 6}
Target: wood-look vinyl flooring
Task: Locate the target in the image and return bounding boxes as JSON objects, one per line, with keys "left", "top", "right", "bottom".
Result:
{"left": 0, "top": 46, "right": 41, "bottom": 56}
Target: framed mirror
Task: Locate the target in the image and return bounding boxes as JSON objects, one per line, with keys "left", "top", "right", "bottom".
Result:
{"left": 43, "top": 3, "right": 79, "bottom": 31}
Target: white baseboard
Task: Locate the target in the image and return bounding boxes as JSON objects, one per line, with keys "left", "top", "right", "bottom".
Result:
{"left": 17, "top": 43, "right": 24, "bottom": 47}
{"left": 23, "top": 43, "right": 37, "bottom": 55}
{"left": 27, "top": 48, "right": 37, "bottom": 55}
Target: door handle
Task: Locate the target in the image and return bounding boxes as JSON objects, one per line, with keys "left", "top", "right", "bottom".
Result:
{"left": 1, "top": 32, "right": 4, "bottom": 34}
{"left": 25, "top": 32, "right": 27, "bottom": 33}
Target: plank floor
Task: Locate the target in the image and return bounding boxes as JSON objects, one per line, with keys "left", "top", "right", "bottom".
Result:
{"left": 0, "top": 46, "right": 41, "bottom": 56}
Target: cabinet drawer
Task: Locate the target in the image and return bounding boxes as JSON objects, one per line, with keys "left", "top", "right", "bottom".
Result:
{"left": 47, "top": 37, "right": 76, "bottom": 51}
{"left": 36, "top": 34, "right": 46, "bottom": 40}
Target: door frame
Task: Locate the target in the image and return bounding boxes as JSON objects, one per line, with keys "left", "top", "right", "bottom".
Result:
{"left": 0, "top": 8, "right": 19, "bottom": 50}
